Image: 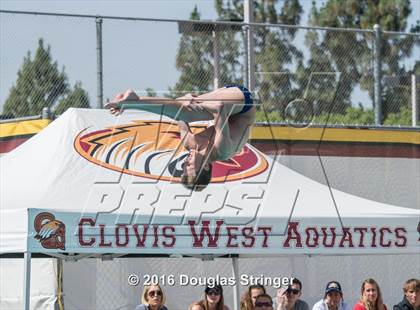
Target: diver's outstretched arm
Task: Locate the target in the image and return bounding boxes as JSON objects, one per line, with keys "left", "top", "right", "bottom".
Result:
{"left": 178, "top": 120, "right": 197, "bottom": 149}
{"left": 210, "top": 103, "right": 234, "bottom": 160}
{"left": 105, "top": 90, "right": 213, "bottom": 122}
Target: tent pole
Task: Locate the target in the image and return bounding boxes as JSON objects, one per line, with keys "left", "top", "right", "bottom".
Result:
{"left": 23, "top": 251, "right": 31, "bottom": 310}
{"left": 231, "top": 257, "right": 240, "bottom": 310}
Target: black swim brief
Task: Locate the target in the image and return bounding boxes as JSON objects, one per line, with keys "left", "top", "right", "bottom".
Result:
{"left": 224, "top": 84, "right": 253, "bottom": 114}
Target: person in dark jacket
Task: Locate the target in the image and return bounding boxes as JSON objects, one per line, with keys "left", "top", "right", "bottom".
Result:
{"left": 393, "top": 279, "right": 420, "bottom": 310}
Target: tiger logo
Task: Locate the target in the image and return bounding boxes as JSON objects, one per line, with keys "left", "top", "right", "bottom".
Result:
{"left": 74, "top": 120, "right": 268, "bottom": 183}
{"left": 34, "top": 212, "right": 66, "bottom": 250}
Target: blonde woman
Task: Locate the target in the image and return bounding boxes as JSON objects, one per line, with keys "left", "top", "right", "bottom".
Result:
{"left": 353, "top": 279, "right": 387, "bottom": 310}
{"left": 135, "top": 283, "right": 168, "bottom": 310}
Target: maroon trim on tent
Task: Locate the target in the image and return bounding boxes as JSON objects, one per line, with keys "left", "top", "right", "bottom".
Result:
{"left": 0, "top": 136, "right": 33, "bottom": 153}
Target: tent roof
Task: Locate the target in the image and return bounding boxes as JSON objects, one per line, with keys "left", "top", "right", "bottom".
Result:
{"left": 1, "top": 109, "right": 418, "bottom": 255}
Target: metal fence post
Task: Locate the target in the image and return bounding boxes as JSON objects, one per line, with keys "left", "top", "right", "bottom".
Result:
{"left": 23, "top": 251, "right": 32, "bottom": 310}
{"left": 42, "top": 106, "right": 51, "bottom": 119}
{"left": 212, "top": 29, "right": 220, "bottom": 90}
{"left": 96, "top": 17, "right": 103, "bottom": 109}
{"left": 373, "top": 24, "right": 383, "bottom": 125}
{"left": 412, "top": 74, "right": 419, "bottom": 127}
{"left": 244, "top": 0, "right": 255, "bottom": 91}
{"left": 243, "top": 28, "right": 249, "bottom": 89}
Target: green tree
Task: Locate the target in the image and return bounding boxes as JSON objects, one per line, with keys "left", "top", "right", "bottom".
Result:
{"left": 3, "top": 38, "right": 90, "bottom": 117}
{"left": 315, "top": 106, "right": 375, "bottom": 125}
{"left": 255, "top": 105, "right": 376, "bottom": 125}
{"left": 55, "top": 82, "right": 90, "bottom": 115}
{"left": 169, "top": 7, "right": 217, "bottom": 96}
{"left": 221, "top": 0, "right": 304, "bottom": 113}
{"left": 384, "top": 106, "right": 412, "bottom": 126}
{"left": 308, "top": 0, "right": 419, "bottom": 121}
{"left": 213, "top": 0, "right": 243, "bottom": 86}
{"left": 170, "top": 0, "right": 304, "bottom": 102}
{"left": 145, "top": 87, "right": 157, "bottom": 97}
{"left": 169, "top": 4, "right": 242, "bottom": 97}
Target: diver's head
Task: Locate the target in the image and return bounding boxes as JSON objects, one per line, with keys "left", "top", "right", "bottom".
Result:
{"left": 181, "top": 150, "right": 212, "bottom": 191}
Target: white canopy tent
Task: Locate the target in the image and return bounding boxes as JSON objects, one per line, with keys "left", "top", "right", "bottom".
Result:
{"left": 1, "top": 109, "right": 419, "bottom": 309}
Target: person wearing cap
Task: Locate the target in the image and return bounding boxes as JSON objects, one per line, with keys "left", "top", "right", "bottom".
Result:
{"left": 273, "top": 278, "right": 309, "bottom": 310}
{"left": 312, "top": 281, "right": 350, "bottom": 310}
{"left": 393, "top": 279, "right": 420, "bottom": 310}
{"left": 200, "top": 284, "right": 230, "bottom": 310}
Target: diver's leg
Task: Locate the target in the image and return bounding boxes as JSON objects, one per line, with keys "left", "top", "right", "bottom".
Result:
{"left": 194, "top": 87, "right": 246, "bottom": 115}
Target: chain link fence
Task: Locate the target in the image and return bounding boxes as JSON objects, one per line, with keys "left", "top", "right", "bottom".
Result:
{"left": 0, "top": 12, "right": 95, "bottom": 119}
{"left": 62, "top": 255, "right": 420, "bottom": 310}
{"left": 0, "top": 10, "right": 419, "bottom": 126}
{"left": 381, "top": 31, "right": 420, "bottom": 126}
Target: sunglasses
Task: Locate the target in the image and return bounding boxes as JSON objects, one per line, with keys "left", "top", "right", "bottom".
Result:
{"left": 255, "top": 302, "right": 273, "bottom": 307}
{"left": 206, "top": 289, "right": 221, "bottom": 296}
{"left": 287, "top": 288, "right": 300, "bottom": 295}
{"left": 148, "top": 290, "right": 162, "bottom": 298}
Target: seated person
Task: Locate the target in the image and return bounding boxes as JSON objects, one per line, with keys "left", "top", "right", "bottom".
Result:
{"left": 393, "top": 279, "right": 420, "bottom": 310}
{"left": 134, "top": 283, "right": 168, "bottom": 310}
{"left": 254, "top": 294, "right": 274, "bottom": 310}
{"left": 273, "top": 278, "right": 309, "bottom": 310}
{"left": 241, "top": 285, "right": 267, "bottom": 310}
{"left": 189, "top": 301, "right": 205, "bottom": 310}
{"left": 200, "top": 284, "right": 230, "bottom": 310}
{"left": 312, "top": 281, "right": 350, "bottom": 310}
{"left": 353, "top": 279, "right": 387, "bottom": 310}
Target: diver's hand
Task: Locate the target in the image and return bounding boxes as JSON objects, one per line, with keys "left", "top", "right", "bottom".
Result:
{"left": 109, "top": 107, "right": 122, "bottom": 116}
{"left": 178, "top": 93, "right": 204, "bottom": 112}
{"left": 276, "top": 288, "right": 288, "bottom": 310}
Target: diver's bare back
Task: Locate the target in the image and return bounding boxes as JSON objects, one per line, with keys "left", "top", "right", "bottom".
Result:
{"left": 226, "top": 107, "right": 256, "bottom": 156}
{"left": 200, "top": 106, "right": 256, "bottom": 161}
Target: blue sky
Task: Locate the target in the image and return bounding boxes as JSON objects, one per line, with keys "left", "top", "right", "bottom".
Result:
{"left": 0, "top": 1, "right": 221, "bottom": 109}
{"left": 0, "top": 1, "right": 419, "bottom": 111}
{"left": 0, "top": 0, "right": 219, "bottom": 19}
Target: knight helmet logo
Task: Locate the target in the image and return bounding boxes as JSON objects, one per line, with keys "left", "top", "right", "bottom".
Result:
{"left": 34, "top": 212, "right": 66, "bottom": 250}
{"left": 74, "top": 120, "right": 268, "bottom": 182}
